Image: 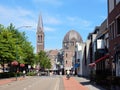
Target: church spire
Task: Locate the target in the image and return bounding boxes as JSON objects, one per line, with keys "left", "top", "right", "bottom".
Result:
{"left": 37, "top": 14, "right": 43, "bottom": 32}
{"left": 36, "top": 14, "right": 44, "bottom": 53}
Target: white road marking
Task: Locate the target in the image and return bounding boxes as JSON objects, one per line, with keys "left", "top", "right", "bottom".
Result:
{"left": 24, "top": 88, "right": 27, "bottom": 90}
{"left": 54, "top": 78, "right": 60, "bottom": 90}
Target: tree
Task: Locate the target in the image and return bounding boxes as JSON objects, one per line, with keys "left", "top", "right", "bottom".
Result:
{"left": 0, "top": 24, "right": 34, "bottom": 72}
{"left": 37, "top": 51, "right": 51, "bottom": 70}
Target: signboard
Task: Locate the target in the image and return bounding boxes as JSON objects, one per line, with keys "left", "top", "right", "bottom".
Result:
{"left": 97, "top": 39, "right": 105, "bottom": 49}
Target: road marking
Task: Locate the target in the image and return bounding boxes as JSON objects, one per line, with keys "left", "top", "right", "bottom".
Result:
{"left": 54, "top": 78, "right": 60, "bottom": 90}
{"left": 24, "top": 88, "right": 27, "bottom": 90}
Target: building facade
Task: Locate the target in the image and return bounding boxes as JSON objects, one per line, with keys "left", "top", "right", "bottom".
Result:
{"left": 95, "top": 19, "right": 109, "bottom": 74}
{"left": 108, "top": 0, "right": 120, "bottom": 76}
{"left": 62, "top": 30, "right": 83, "bottom": 73}
{"left": 84, "top": 27, "right": 99, "bottom": 78}
{"left": 36, "top": 15, "right": 44, "bottom": 53}
{"left": 47, "top": 50, "right": 59, "bottom": 72}
{"left": 74, "top": 42, "right": 85, "bottom": 76}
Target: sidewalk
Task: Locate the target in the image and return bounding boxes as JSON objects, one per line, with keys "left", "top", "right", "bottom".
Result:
{"left": 0, "top": 77, "right": 25, "bottom": 85}
{"left": 63, "top": 76, "right": 89, "bottom": 90}
{"left": 74, "top": 76, "right": 106, "bottom": 90}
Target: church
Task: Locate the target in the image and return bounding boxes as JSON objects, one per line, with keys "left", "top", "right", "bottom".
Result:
{"left": 36, "top": 15, "right": 45, "bottom": 53}
{"left": 62, "top": 30, "right": 83, "bottom": 73}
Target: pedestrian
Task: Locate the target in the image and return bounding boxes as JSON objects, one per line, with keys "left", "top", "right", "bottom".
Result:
{"left": 60, "top": 71, "right": 62, "bottom": 75}
{"left": 67, "top": 70, "right": 70, "bottom": 75}
{"left": 66, "top": 70, "right": 70, "bottom": 79}
{"left": 73, "top": 71, "right": 75, "bottom": 76}
{"left": 23, "top": 70, "right": 26, "bottom": 78}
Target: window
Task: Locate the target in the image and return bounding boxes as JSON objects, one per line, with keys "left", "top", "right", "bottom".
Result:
{"left": 109, "top": 25, "right": 112, "bottom": 39}
{"left": 116, "top": 17, "right": 120, "bottom": 35}
{"left": 113, "top": 23, "right": 115, "bottom": 38}
{"left": 105, "top": 38, "right": 109, "bottom": 49}
{"left": 66, "top": 60, "right": 67, "bottom": 64}
{"left": 108, "top": 0, "right": 114, "bottom": 13}
{"left": 66, "top": 53, "right": 68, "bottom": 57}
{"left": 109, "top": 22, "right": 115, "bottom": 39}
{"left": 40, "top": 35, "right": 42, "bottom": 42}
{"left": 38, "top": 35, "right": 40, "bottom": 43}
{"left": 116, "top": 0, "right": 120, "bottom": 4}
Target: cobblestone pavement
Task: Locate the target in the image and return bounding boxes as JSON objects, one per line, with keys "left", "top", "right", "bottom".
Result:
{"left": 0, "top": 77, "right": 26, "bottom": 85}
{"left": 74, "top": 76, "right": 106, "bottom": 90}
{"left": 63, "top": 76, "right": 89, "bottom": 90}
{"left": 0, "top": 76, "right": 107, "bottom": 90}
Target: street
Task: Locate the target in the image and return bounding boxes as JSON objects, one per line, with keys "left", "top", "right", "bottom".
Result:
{"left": 0, "top": 76, "right": 64, "bottom": 90}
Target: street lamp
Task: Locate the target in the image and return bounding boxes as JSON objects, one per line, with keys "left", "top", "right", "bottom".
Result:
{"left": 15, "top": 25, "right": 32, "bottom": 80}
{"left": 16, "top": 26, "right": 32, "bottom": 30}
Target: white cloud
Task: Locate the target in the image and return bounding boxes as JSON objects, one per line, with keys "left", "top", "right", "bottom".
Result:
{"left": 66, "top": 16, "right": 92, "bottom": 30}
{"left": 44, "top": 26, "right": 56, "bottom": 32}
{"left": 43, "top": 14, "right": 61, "bottom": 25}
{"left": 0, "top": 5, "right": 37, "bottom": 30}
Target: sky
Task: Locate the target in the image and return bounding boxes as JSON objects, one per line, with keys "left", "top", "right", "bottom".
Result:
{"left": 0, "top": 0, "right": 107, "bottom": 52}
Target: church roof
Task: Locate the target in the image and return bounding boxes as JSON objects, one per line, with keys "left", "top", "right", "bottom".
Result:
{"left": 63, "top": 30, "right": 83, "bottom": 43}
{"left": 37, "top": 14, "right": 44, "bottom": 32}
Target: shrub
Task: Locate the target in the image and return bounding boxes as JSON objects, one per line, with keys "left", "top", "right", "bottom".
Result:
{"left": 0, "top": 72, "right": 23, "bottom": 79}
{"left": 26, "top": 71, "right": 36, "bottom": 76}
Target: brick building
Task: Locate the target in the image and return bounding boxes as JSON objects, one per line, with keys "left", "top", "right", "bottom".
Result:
{"left": 108, "top": 0, "right": 120, "bottom": 76}
{"left": 62, "top": 30, "right": 83, "bottom": 73}
{"left": 47, "top": 50, "right": 59, "bottom": 72}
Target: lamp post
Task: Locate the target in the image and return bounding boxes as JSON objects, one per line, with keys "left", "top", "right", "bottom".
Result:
{"left": 16, "top": 26, "right": 32, "bottom": 30}
{"left": 15, "top": 26, "right": 32, "bottom": 80}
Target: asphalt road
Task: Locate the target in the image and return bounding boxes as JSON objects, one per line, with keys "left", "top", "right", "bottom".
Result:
{"left": 0, "top": 76, "right": 64, "bottom": 90}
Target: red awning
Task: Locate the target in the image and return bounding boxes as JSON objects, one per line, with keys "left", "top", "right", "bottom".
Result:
{"left": 95, "top": 54, "right": 109, "bottom": 63}
{"left": 89, "top": 54, "right": 109, "bottom": 67}
{"left": 89, "top": 63, "right": 96, "bottom": 67}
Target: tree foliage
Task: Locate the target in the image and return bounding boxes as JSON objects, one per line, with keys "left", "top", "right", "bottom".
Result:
{"left": 37, "top": 50, "right": 51, "bottom": 70}
{"left": 0, "top": 24, "right": 34, "bottom": 67}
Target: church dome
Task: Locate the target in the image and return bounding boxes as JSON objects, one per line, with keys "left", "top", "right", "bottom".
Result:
{"left": 63, "top": 30, "right": 83, "bottom": 43}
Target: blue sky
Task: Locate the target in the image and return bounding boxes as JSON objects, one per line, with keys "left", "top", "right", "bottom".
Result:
{"left": 0, "top": 0, "right": 107, "bottom": 52}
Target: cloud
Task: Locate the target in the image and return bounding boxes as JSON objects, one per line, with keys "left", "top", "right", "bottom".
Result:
{"left": 0, "top": 5, "right": 37, "bottom": 30}
{"left": 44, "top": 14, "right": 61, "bottom": 25}
{"left": 44, "top": 26, "right": 56, "bottom": 32}
{"left": 66, "top": 16, "right": 92, "bottom": 30}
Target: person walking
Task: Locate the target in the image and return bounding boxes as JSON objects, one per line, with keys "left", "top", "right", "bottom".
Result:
{"left": 23, "top": 70, "right": 26, "bottom": 78}
{"left": 66, "top": 70, "right": 70, "bottom": 79}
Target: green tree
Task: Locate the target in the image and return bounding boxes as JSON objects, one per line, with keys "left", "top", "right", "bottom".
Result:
{"left": 37, "top": 51, "right": 51, "bottom": 70}
{"left": 0, "top": 25, "right": 17, "bottom": 71}
{"left": 0, "top": 24, "right": 34, "bottom": 72}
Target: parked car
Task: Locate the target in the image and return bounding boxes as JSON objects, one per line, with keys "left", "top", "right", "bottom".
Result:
{"left": 40, "top": 71, "right": 48, "bottom": 76}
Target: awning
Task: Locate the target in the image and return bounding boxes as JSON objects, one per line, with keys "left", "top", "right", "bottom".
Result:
{"left": 89, "top": 54, "right": 109, "bottom": 67}
{"left": 95, "top": 54, "right": 109, "bottom": 63}
{"left": 89, "top": 63, "right": 96, "bottom": 67}
{"left": 74, "top": 63, "right": 80, "bottom": 68}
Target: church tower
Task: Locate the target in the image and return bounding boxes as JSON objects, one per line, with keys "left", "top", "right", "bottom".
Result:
{"left": 36, "top": 14, "right": 44, "bottom": 53}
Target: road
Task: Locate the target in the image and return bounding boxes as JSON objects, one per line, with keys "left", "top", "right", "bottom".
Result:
{"left": 0, "top": 76, "right": 64, "bottom": 90}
